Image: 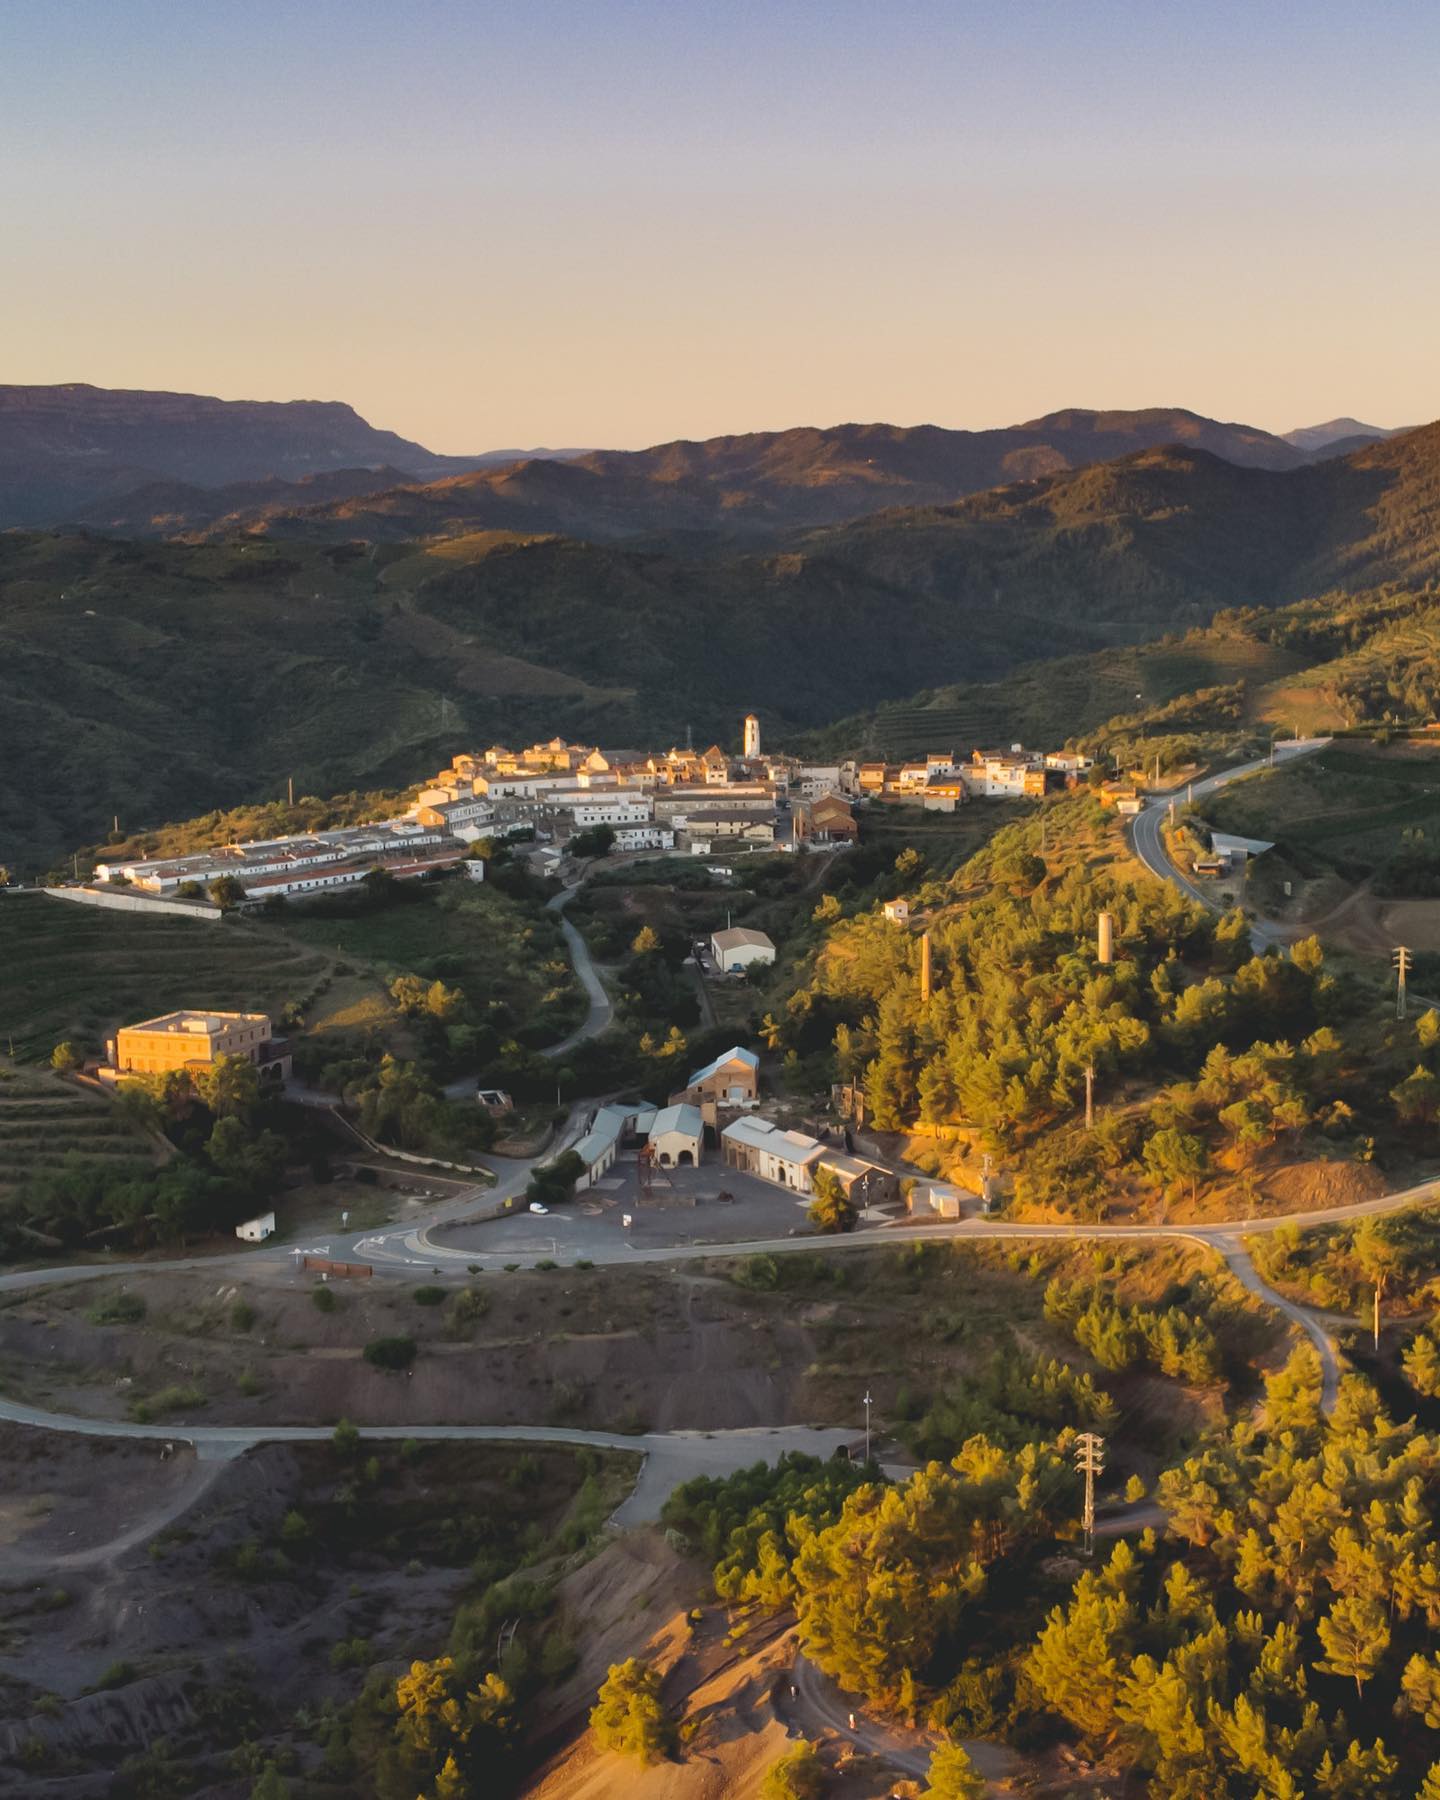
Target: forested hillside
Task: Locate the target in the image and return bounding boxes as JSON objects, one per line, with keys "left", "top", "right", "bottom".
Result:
{"left": 817, "top": 584, "right": 1440, "bottom": 757}
{"left": 759, "top": 796, "right": 1434, "bottom": 1221}
{"left": 212, "top": 407, "right": 1310, "bottom": 544}
{"left": 8, "top": 427, "right": 1440, "bottom": 873}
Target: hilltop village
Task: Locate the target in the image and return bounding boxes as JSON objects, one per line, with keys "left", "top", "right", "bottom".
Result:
{"left": 72, "top": 715, "right": 1102, "bottom": 910}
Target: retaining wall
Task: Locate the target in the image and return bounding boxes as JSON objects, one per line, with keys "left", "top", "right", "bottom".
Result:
{"left": 43, "top": 886, "right": 222, "bottom": 924}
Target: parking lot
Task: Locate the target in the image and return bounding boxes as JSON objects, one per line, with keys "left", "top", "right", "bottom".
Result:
{"left": 433, "top": 1158, "right": 818, "bottom": 1260}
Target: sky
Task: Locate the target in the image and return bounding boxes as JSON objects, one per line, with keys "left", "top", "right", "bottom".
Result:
{"left": 3, "top": 0, "right": 1439, "bottom": 452}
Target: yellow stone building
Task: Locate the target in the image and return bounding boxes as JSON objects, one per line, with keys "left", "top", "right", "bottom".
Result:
{"left": 106, "top": 1010, "right": 288, "bottom": 1082}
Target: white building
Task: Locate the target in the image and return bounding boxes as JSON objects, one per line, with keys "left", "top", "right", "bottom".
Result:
{"left": 613, "top": 825, "right": 675, "bottom": 853}
{"left": 743, "top": 713, "right": 761, "bottom": 759}
{"left": 236, "top": 1211, "right": 277, "bottom": 1242}
{"left": 571, "top": 797, "right": 654, "bottom": 829}
{"left": 883, "top": 899, "right": 911, "bottom": 925}
{"left": 710, "top": 926, "right": 776, "bottom": 972}
{"left": 573, "top": 1107, "right": 626, "bottom": 1190}
{"left": 648, "top": 1103, "right": 704, "bottom": 1167}
{"left": 721, "top": 1116, "right": 825, "bottom": 1192}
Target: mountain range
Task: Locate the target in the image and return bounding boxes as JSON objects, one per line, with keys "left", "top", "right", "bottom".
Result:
{"left": 3, "top": 414, "right": 1440, "bottom": 871}
{"left": 83, "top": 406, "right": 1384, "bottom": 546}
{"left": 0, "top": 383, "right": 590, "bottom": 530}
{"left": 0, "top": 383, "right": 1400, "bottom": 540}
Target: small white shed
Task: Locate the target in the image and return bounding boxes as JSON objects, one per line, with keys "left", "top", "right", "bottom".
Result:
{"left": 236, "top": 1211, "right": 277, "bottom": 1243}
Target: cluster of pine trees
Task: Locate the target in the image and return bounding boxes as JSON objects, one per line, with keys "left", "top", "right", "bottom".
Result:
{"left": 665, "top": 1350, "right": 1440, "bottom": 1794}
{"left": 1031, "top": 1353, "right": 1440, "bottom": 1793}
{"left": 764, "top": 799, "right": 1427, "bottom": 1217}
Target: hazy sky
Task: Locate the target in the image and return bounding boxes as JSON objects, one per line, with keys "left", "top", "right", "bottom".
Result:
{"left": 4, "top": 0, "right": 1438, "bottom": 451}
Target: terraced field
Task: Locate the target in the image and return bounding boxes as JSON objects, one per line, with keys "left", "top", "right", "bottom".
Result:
{"left": 0, "top": 1064, "right": 158, "bottom": 1200}
{"left": 1203, "top": 741, "right": 1440, "bottom": 869}
{"left": 834, "top": 629, "right": 1307, "bottom": 756}
{"left": 0, "top": 894, "right": 341, "bottom": 1064}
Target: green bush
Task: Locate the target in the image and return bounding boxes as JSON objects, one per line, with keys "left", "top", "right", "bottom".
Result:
{"left": 589, "top": 1658, "right": 673, "bottom": 1765}
{"left": 86, "top": 1291, "right": 146, "bottom": 1325}
{"left": 761, "top": 1739, "right": 825, "bottom": 1800}
{"left": 312, "top": 1284, "right": 338, "bottom": 1313}
{"left": 413, "top": 1285, "right": 446, "bottom": 1306}
{"left": 363, "top": 1335, "right": 416, "bottom": 1370}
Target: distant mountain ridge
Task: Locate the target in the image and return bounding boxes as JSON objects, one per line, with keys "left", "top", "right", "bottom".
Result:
{"left": 217, "top": 407, "right": 1313, "bottom": 546}
{"left": 0, "top": 383, "right": 508, "bottom": 528}
{"left": 3, "top": 385, "right": 1399, "bottom": 542}
{"left": 1282, "top": 417, "right": 1405, "bottom": 454}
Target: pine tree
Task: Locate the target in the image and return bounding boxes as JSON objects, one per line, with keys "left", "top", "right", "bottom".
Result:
{"left": 590, "top": 1659, "right": 673, "bottom": 1764}
{"left": 1404, "top": 1332, "right": 1440, "bottom": 1398}
{"left": 760, "top": 1738, "right": 824, "bottom": 1800}
{"left": 920, "top": 1741, "right": 987, "bottom": 1799}
{"left": 1316, "top": 1594, "right": 1390, "bottom": 1699}
{"left": 1401, "top": 1652, "right": 1440, "bottom": 1729}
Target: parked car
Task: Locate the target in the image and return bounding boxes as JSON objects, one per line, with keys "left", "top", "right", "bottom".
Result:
{"left": 528, "top": 1202, "right": 549, "bottom": 1215}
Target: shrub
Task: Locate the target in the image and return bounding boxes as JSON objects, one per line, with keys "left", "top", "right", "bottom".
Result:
{"left": 363, "top": 1335, "right": 416, "bottom": 1371}
{"left": 761, "top": 1738, "right": 825, "bottom": 1800}
{"left": 589, "top": 1658, "right": 673, "bottom": 1764}
{"left": 280, "top": 1510, "right": 311, "bottom": 1545}
{"left": 413, "top": 1285, "right": 446, "bottom": 1306}
{"left": 86, "top": 1292, "right": 146, "bottom": 1326}
{"left": 230, "top": 1299, "right": 257, "bottom": 1332}
{"left": 311, "top": 1285, "right": 337, "bottom": 1313}
{"left": 130, "top": 1384, "right": 203, "bottom": 1422}
{"left": 446, "top": 1286, "right": 490, "bottom": 1331}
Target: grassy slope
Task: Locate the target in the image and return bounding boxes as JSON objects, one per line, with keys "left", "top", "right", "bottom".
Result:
{"left": 0, "top": 892, "right": 346, "bottom": 1062}
{"left": 0, "top": 1062, "right": 158, "bottom": 1200}
{"left": 1204, "top": 740, "right": 1440, "bottom": 868}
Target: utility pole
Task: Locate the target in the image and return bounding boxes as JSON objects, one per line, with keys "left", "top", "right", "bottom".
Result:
{"left": 1084, "top": 1063, "right": 1095, "bottom": 1130}
{"left": 1075, "top": 1432, "right": 1105, "bottom": 1558}
{"left": 1395, "top": 945, "right": 1412, "bottom": 1021}
{"left": 863, "top": 1388, "right": 873, "bottom": 1467}
{"left": 288, "top": 775, "right": 294, "bottom": 807}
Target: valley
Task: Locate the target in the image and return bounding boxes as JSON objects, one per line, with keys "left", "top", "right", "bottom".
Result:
{"left": 7, "top": 384, "right": 1440, "bottom": 1798}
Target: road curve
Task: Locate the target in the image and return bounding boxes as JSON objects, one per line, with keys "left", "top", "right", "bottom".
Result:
{"left": 0, "top": 1373, "right": 854, "bottom": 1527}
{"left": 541, "top": 885, "right": 613, "bottom": 1059}
{"left": 1129, "top": 740, "right": 1330, "bottom": 951}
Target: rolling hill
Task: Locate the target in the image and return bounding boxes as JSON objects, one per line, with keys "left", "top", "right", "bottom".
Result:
{"left": 222, "top": 407, "right": 1312, "bottom": 545}
{"left": 6, "top": 421, "right": 1440, "bottom": 872}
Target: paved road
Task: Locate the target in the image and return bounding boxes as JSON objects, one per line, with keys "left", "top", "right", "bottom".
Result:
{"left": 436, "top": 878, "right": 611, "bottom": 1099}
{"left": 0, "top": 1370, "right": 852, "bottom": 1518}
{"left": 540, "top": 885, "right": 613, "bottom": 1059}
{"left": 787, "top": 1652, "right": 1017, "bottom": 1793}
{"left": 1130, "top": 739, "right": 1331, "bottom": 951}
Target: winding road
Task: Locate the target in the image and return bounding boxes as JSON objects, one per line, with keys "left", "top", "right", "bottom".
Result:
{"left": 2, "top": 772, "right": 1431, "bottom": 1791}
{"left": 1129, "top": 738, "right": 1330, "bottom": 951}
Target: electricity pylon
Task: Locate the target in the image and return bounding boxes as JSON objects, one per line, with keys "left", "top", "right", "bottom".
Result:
{"left": 1395, "top": 945, "right": 1412, "bottom": 1022}
{"left": 1075, "top": 1432, "right": 1105, "bottom": 1558}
